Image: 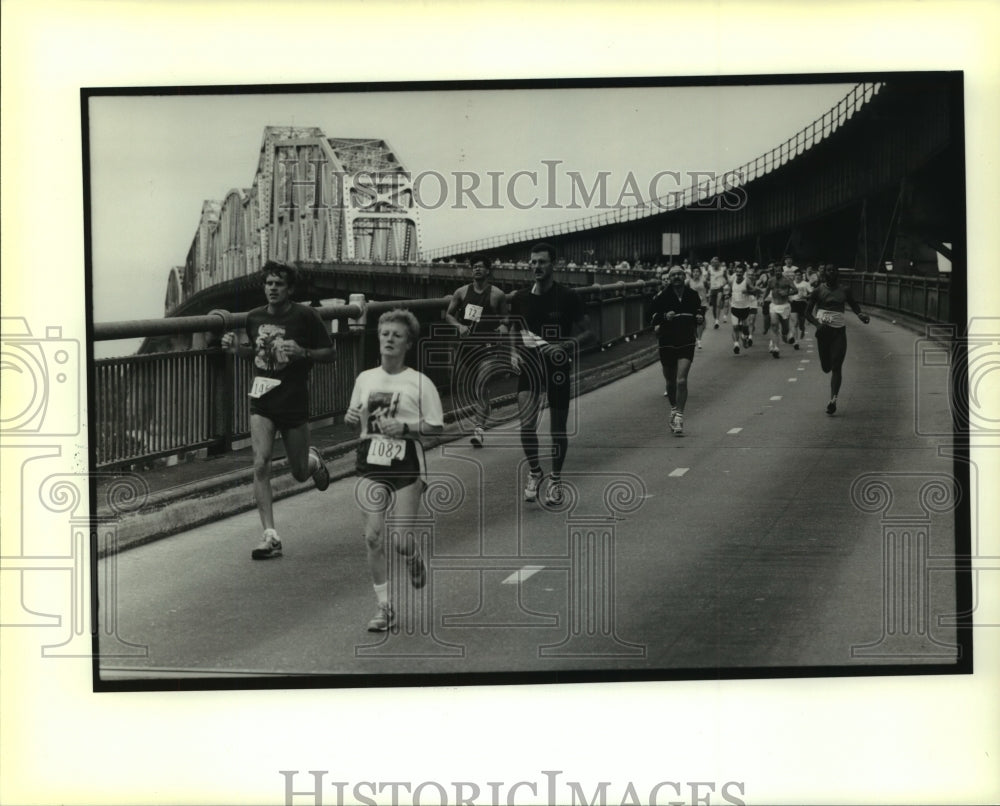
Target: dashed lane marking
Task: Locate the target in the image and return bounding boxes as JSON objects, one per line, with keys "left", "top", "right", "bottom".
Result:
{"left": 770, "top": 395, "right": 783, "bottom": 401}
{"left": 668, "top": 468, "right": 689, "bottom": 477}
{"left": 502, "top": 566, "right": 545, "bottom": 585}
{"left": 727, "top": 427, "right": 743, "bottom": 434}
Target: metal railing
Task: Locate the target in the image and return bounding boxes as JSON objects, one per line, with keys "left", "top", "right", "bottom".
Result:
{"left": 846, "top": 272, "right": 951, "bottom": 323}
{"left": 425, "top": 82, "right": 883, "bottom": 259}
{"left": 93, "top": 282, "right": 659, "bottom": 469}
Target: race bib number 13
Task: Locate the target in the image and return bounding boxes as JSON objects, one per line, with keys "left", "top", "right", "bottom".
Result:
{"left": 367, "top": 434, "right": 406, "bottom": 466}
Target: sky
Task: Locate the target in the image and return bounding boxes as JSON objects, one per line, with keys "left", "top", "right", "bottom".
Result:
{"left": 88, "top": 81, "right": 856, "bottom": 331}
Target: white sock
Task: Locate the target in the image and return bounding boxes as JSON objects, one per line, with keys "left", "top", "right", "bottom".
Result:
{"left": 373, "top": 582, "right": 388, "bottom": 605}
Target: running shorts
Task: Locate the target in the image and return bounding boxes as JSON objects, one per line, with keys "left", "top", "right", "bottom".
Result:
{"left": 658, "top": 343, "right": 696, "bottom": 364}
{"left": 250, "top": 409, "right": 308, "bottom": 432}
{"left": 730, "top": 307, "right": 752, "bottom": 324}
{"left": 770, "top": 302, "right": 792, "bottom": 319}
{"left": 815, "top": 325, "right": 847, "bottom": 374}
{"left": 357, "top": 438, "right": 424, "bottom": 491}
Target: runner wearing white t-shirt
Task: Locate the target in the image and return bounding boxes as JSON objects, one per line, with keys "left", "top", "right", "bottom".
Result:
{"left": 791, "top": 268, "right": 812, "bottom": 340}
{"left": 728, "top": 264, "right": 756, "bottom": 354}
{"left": 706, "top": 257, "right": 729, "bottom": 329}
{"left": 346, "top": 309, "right": 445, "bottom": 632}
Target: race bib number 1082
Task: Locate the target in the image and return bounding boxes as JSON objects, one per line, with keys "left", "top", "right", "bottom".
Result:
{"left": 367, "top": 434, "right": 406, "bottom": 466}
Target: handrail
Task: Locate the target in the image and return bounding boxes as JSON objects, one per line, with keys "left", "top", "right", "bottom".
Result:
{"left": 94, "top": 281, "right": 659, "bottom": 343}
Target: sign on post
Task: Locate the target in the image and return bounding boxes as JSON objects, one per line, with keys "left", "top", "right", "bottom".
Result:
{"left": 661, "top": 233, "right": 680, "bottom": 260}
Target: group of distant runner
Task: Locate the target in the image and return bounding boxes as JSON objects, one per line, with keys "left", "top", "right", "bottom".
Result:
{"left": 220, "top": 245, "right": 868, "bottom": 631}
{"left": 648, "top": 255, "right": 870, "bottom": 433}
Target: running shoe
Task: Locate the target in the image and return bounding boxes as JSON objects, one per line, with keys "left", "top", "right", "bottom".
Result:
{"left": 696, "top": 339, "right": 702, "bottom": 349}
{"left": 309, "top": 446, "right": 330, "bottom": 491}
{"left": 543, "top": 480, "right": 565, "bottom": 506}
{"left": 793, "top": 341, "right": 800, "bottom": 350}
{"left": 771, "top": 349, "right": 780, "bottom": 359}
{"left": 251, "top": 528, "right": 282, "bottom": 560}
{"left": 747, "top": 335, "right": 753, "bottom": 347}
{"left": 713, "top": 321, "right": 720, "bottom": 329}
{"left": 826, "top": 398, "right": 837, "bottom": 415}
{"left": 367, "top": 602, "right": 396, "bottom": 632}
{"left": 524, "top": 470, "right": 544, "bottom": 502}
{"left": 733, "top": 342, "right": 740, "bottom": 355}
{"left": 471, "top": 426, "right": 485, "bottom": 449}
{"left": 672, "top": 412, "right": 684, "bottom": 436}
{"left": 406, "top": 551, "right": 427, "bottom": 589}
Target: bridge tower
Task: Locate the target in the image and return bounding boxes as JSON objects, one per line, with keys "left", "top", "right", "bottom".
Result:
{"left": 166, "top": 126, "right": 423, "bottom": 316}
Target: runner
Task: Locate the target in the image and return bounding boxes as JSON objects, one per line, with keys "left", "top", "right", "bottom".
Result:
{"left": 508, "top": 242, "right": 594, "bottom": 506}
{"left": 688, "top": 265, "right": 709, "bottom": 349}
{"left": 444, "top": 254, "right": 510, "bottom": 448}
{"left": 742, "top": 263, "right": 758, "bottom": 346}
{"left": 706, "top": 257, "right": 729, "bottom": 329}
{"left": 345, "top": 309, "right": 445, "bottom": 631}
{"left": 767, "top": 264, "right": 800, "bottom": 357}
{"left": 791, "top": 268, "right": 812, "bottom": 340}
{"left": 805, "top": 264, "right": 871, "bottom": 414}
{"left": 221, "top": 262, "right": 336, "bottom": 560}
{"left": 651, "top": 266, "right": 706, "bottom": 435}
{"left": 718, "top": 262, "right": 732, "bottom": 327}
{"left": 755, "top": 263, "right": 773, "bottom": 335}
{"left": 727, "top": 263, "right": 756, "bottom": 354}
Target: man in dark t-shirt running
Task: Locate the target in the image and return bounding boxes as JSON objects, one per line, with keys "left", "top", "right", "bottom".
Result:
{"left": 221, "top": 262, "right": 336, "bottom": 559}
{"left": 444, "top": 254, "right": 510, "bottom": 448}
{"left": 650, "top": 265, "right": 706, "bottom": 436}
{"left": 508, "top": 242, "right": 594, "bottom": 506}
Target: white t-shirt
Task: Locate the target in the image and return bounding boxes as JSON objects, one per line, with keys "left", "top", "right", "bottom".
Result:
{"left": 730, "top": 276, "right": 755, "bottom": 309}
{"left": 349, "top": 367, "right": 444, "bottom": 473}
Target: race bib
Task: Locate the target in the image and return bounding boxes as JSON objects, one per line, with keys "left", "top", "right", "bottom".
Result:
{"left": 464, "top": 303, "right": 484, "bottom": 323}
{"left": 248, "top": 377, "right": 282, "bottom": 399}
{"left": 366, "top": 434, "right": 406, "bottom": 466}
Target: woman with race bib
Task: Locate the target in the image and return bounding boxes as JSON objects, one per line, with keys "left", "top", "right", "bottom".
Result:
{"left": 345, "top": 309, "right": 444, "bottom": 632}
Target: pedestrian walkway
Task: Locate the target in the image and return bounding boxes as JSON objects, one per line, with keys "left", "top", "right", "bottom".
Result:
{"left": 97, "top": 332, "right": 662, "bottom": 551}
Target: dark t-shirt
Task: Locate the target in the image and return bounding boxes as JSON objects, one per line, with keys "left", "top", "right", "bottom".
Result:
{"left": 509, "top": 282, "right": 584, "bottom": 345}
{"left": 808, "top": 282, "right": 860, "bottom": 314}
{"left": 244, "top": 302, "right": 333, "bottom": 419}
{"left": 650, "top": 286, "right": 705, "bottom": 347}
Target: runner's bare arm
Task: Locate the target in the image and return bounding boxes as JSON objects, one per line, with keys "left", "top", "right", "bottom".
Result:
{"left": 220, "top": 332, "right": 252, "bottom": 358}
{"left": 493, "top": 287, "right": 510, "bottom": 334}
{"left": 444, "top": 287, "right": 470, "bottom": 334}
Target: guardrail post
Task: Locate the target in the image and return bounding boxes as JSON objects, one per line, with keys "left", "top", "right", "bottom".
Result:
{"left": 349, "top": 293, "right": 368, "bottom": 370}
{"left": 207, "top": 349, "right": 233, "bottom": 456}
